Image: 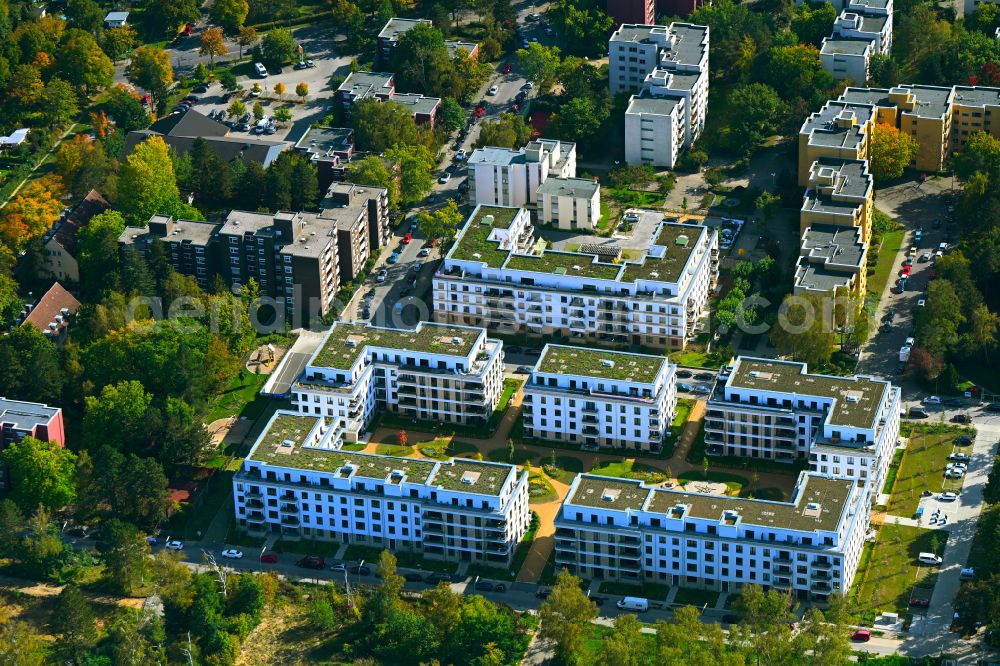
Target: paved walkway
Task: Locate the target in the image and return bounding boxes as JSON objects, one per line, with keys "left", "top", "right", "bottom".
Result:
{"left": 516, "top": 475, "right": 571, "bottom": 583}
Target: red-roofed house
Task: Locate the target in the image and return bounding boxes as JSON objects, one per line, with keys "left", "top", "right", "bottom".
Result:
{"left": 23, "top": 282, "right": 81, "bottom": 341}
{"left": 42, "top": 190, "right": 111, "bottom": 282}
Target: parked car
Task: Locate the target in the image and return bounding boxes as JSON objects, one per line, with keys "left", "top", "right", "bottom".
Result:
{"left": 910, "top": 597, "right": 930, "bottom": 608}
{"left": 676, "top": 370, "right": 693, "bottom": 378}
{"left": 254, "top": 62, "right": 268, "bottom": 77}
{"left": 259, "top": 553, "right": 278, "bottom": 563}
{"left": 695, "top": 372, "right": 715, "bottom": 380}
{"left": 502, "top": 62, "right": 512, "bottom": 73}
{"left": 692, "top": 385, "right": 711, "bottom": 394}
{"left": 418, "top": 247, "right": 431, "bottom": 257}
{"left": 722, "top": 614, "right": 740, "bottom": 625}
{"left": 192, "top": 83, "right": 209, "bottom": 93}
{"left": 945, "top": 469, "right": 965, "bottom": 479}
{"left": 349, "top": 565, "right": 372, "bottom": 576}
{"left": 954, "top": 436, "right": 973, "bottom": 445}
{"left": 403, "top": 572, "right": 424, "bottom": 582}
{"left": 952, "top": 413, "right": 972, "bottom": 424}
{"left": 851, "top": 630, "right": 871, "bottom": 642}
{"left": 985, "top": 403, "right": 1000, "bottom": 412}
{"left": 402, "top": 233, "right": 413, "bottom": 244}
{"left": 425, "top": 572, "right": 452, "bottom": 584}
{"left": 145, "top": 536, "right": 158, "bottom": 546}
{"left": 677, "top": 383, "right": 694, "bottom": 392}
{"left": 908, "top": 407, "right": 929, "bottom": 418}
{"left": 438, "top": 172, "right": 452, "bottom": 184}
{"left": 165, "top": 540, "right": 184, "bottom": 550}
{"left": 297, "top": 555, "right": 325, "bottom": 569}
{"left": 918, "top": 552, "right": 943, "bottom": 566}
{"left": 940, "top": 492, "right": 959, "bottom": 501}
{"left": 330, "top": 563, "right": 346, "bottom": 572}
{"left": 376, "top": 269, "right": 388, "bottom": 282}
{"left": 488, "top": 85, "right": 499, "bottom": 95}
{"left": 924, "top": 395, "right": 942, "bottom": 405}
{"left": 388, "top": 253, "right": 399, "bottom": 264}
{"left": 475, "top": 580, "right": 506, "bottom": 592}
{"left": 221, "top": 549, "right": 244, "bottom": 559}
{"left": 535, "top": 587, "right": 552, "bottom": 599}
{"left": 454, "top": 149, "right": 466, "bottom": 160}
{"left": 949, "top": 453, "right": 971, "bottom": 463}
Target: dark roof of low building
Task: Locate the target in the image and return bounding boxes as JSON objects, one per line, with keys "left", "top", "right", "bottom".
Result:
{"left": 48, "top": 190, "right": 110, "bottom": 256}
{"left": 148, "top": 109, "right": 230, "bottom": 138}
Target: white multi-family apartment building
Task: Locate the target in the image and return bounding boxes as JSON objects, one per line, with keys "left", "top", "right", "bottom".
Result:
{"left": 704, "top": 357, "right": 901, "bottom": 492}
{"left": 554, "top": 471, "right": 871, "bottom": 601}
{"left": 233, "top": 411, "right": 531, "bottom": 565}
{"left": 820, "top": 0, "right": 893, "bottom": 81}
{"left": 467, "top": 139, "right": 577, "bottom": 208}
{"left": 433, "top": 206, "right": 719, "bottom": 350}
{"left": 610, "top": 23, "right": 709, "bottom": 167}
{"left": 522, "top": 345, "right": 677, "bottom": 452}
{"left": 291, "top": 321, "right": 506, "bottom": 439}
{"left": 536, "top": 177, "right": 601, "bottom": 230}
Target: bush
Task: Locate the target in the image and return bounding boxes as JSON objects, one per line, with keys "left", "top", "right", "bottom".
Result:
{"left": 704, "top": 167, "right": 724, "bottom": 186}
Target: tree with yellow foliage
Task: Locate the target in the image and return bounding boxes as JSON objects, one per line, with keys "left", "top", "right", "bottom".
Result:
{"left": 0, "top": 175, "right": 66, "bottom": 251}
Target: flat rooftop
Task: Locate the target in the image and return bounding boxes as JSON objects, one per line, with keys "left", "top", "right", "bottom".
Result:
{"left": 802, "top": 101, "right": 875, "bottom": 150}
{"left": 536, "top": 176, "right": 599, "bottom": 199}
{"left": 377, "top": 17, "right": 431, "bottom": 41}
{"left": 800, "top": 224, "right": 866, "bottom": 269}
{"left": 662, "top": 22, "right": 709, "bottom": 67}
{"left": 535, "top": 344, "right": 668, "bottom": 384}
{"left": 0, "top": 398, "right": 59, "bottom": 430}
{"left": 468, "top": 146, "right": 527, "bottom": 167}
{"left": 311, "top": 321, "right": 482, "bottom": 369}
{"left": 809, "top": 158, "right": 872, "bottom": 200}
{"left": 120, "top": 215, "right": 217, "bottom": 247}
{"left": 820, "top": 38, "right": 872, "bottom": 56}
{"left": 951, "top": 86, "right": 1000, "bottom": 108}
{"left": 392, "top": 92, "right": 440, "bottom": 115}
{"left": 794, "top": 261, "right": 856, "bottom": 293}
{"left": 247, "top": 413, "right": 514, "bottom": 496}
{"left": 449, "top": 205, "right": 522, "bottom": 268}
{"left": 860, "top": 14, "right": 888, "bottom": 32}
{"left": 445, "top": 40, "right": 478, "bottom": 58}
{"left": 838, "top": 86, "right": 892, "bottom": 107}
{"left": 567, "top": 473, "right": 855, "bottom": 533}
{"left": 610, "top": 23, "right": 670, "bottom": 44}
{"left": 338, "top": 71, "right": 394, "bottom": 99}
{"left": 294, "top": 126, "right": 353, "bottom": 161}
{"left": 898, "top": 85, "right": 954, "bottom": 119}
{"left": 626, "top": 95, "right": 680, "bottom": 116}
{"left": 621, "top": 222, "right": 705, "bottom": 284}
{"left": 727, "top": 357, "right": 890, "bottom": 429}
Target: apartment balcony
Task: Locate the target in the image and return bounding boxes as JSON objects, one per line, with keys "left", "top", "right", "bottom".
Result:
{"left": 244, "top": 490, "right": 263, "bottom": 500}
{"left": 556, "top": 539, "right": 577, "bottom": 549}
{"left": 555, "top": 527, "right": 576, "bottom": 538}
{"left": 583, "top": 426, "right": 600, "bottom": 436}
{"left": 774, "top": 564, "right": 792, "bottom": 575}
{"left": 813, "top": 560, "right": 834, "bottom": 570}
{"left": 582, "top": 415, "right": 599, "bottom": 424}
{"left": 772, "top": 577, "right": 792, "bottom": 590}
{"left": 775, "top": 441, "right": 797, "bottom": 451}
{"left": 582, "top": 405, "right": 598, "bottom": 414}
{"left": 775, "top": 554, "right": 793, "bottom": 564}
{"left": 424, "top": 511, "right": 443, "bottom": 521}
{"left": 246, "top": 511, "right": 265, "bottom": 522}
{"left": 399, "top": 397, "right": 417, "bottom": 407}
{"left": 704, "top": 420, "right": 724, "bottom": 431}
{"left": 280, "top": 515, "right": 300, "bottom": 527}
{"left": 245, "top": 498, "right": 264, "bottom": 509}
{"left": 425, "top": 534, "right": 445, "bottom": 544}
{"left": 555, "top": 552, "right": 578, "bottom": 566}
{"left": 811, "top": 582, "right": 833, "bottom": 593}
{"left": 279, "top": 504, "right": 298, "bottom": 514}
{"left": 280, "top": 492, "right": 297, "bottom": 501}
{"left": 811, "top": 570, "right": 832, "bottom": 581}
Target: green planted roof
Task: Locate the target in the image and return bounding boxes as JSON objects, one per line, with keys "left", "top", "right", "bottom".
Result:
{"left": 536, "top": 345, "right": 666, "bottom": 384}
{"left": 450, "top": 206, "right": 520, "bottom": 268}
{"left": 622, "top": 224, "right": 701, "bottom": 284}
{"left": 505, "top": 252, "right": 623, "bottom": 281}
{"left": 312, "top": 322, "right": 481, "bottom": 369}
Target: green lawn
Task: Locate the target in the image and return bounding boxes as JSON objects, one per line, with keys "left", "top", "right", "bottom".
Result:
{"left": 673, "top": 587, "right": 720, "bottom": 608}
{"left": 672, "top": 399, "right": 694, "bottom": 437}
{"left": 487, "top": 446, "right": 536, "bottom": 466}
{"left": 887, "top": 427, "right": 972, "bottom": 517}
{"left": 206, "top": 372, "right": 269, "bottom": 423}
{"left": 542, "top": 455, "right": 584, "bottom": 484}
{"left": 417, "top": 438, "right": 479, "bottom": 459}
{"left": 881, "top": 449, "right": 905, "bottom": 496}
{"left": 374, "top": 443, "right": 413, "bottom": 457}
{"left": 590, "top": 459, "right": 667, "bottom": 484}
{"left": 867, "top": 229, "right": 905, "bottom": 301}
{"left": 176, "top": 470, "right": 233, "bottom": 540}
{"left": 669, "top": 349, "right": 726, "bottom": 369}
{"left": 853, "top": 524, "right": 947, "bottom": 617}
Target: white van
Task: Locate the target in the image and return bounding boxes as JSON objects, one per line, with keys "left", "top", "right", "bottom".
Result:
{"left": 254, "top": 62, "right": 268, "bottom": 77}
{"left": 616, "top": 596, "right": 649, "bottom": 612}
{"left": 918, "top": 552, "right": 943, "bottom": 566}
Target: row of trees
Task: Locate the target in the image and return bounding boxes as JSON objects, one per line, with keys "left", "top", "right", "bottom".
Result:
{"left": 539, "top": 569, "right": 857, "bottom": 665}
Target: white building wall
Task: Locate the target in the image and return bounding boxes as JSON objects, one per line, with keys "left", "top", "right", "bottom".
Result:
{"left": 625, "top": 99, "right": 683, "bottom": 167}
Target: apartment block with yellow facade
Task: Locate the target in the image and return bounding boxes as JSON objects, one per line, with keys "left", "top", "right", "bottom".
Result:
{"left": 951, "top": 86, "right": 1000, "bottom": 150}
{"left": 797, "top": 101, "right": 876, "bottom": 186}
{"left": 794, "top": 224, "right": 868, "bottom": 303}
{"left": 800, "top": 158, "right": 874, "bottom": 243}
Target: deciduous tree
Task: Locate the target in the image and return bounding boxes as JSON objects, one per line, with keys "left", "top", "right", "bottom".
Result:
{"left": 200, "top": 26, "right": 229, "bottom": 68}
{"left": 870, "top": 121, "right": 919, "bottom": 182}
{"left": 83, "top": 380, "right": 153, "bottom": 452}
{"left": 50, "top": 584, "right": 97, "bottom": 660}
{"left": 55, "top": 135, "right": 117, "bottom": 200}
{"left": 0, "top": 175, "right": 66, "bottom": 251}
{"left": 237, "top": 25, "right": 258, "bottom": 57}
{"left": 1, "top": 437, "right": 77, "bottom": 512}
{"left": 96, "top": 519, "right": 150, "bottom": 594}
{"left": 104, "top": 25, "right": 138, "bottom": 60}
{"left": 417, "top": 199, "right": 463, "bottom": 241}
{"left": 127, "top": 46, "right": 174, "bottom": 108}
{"left": 538, "top": 570, "right": 597, "bottom": 665}
{"left": 769, "top": 292, "right": 835, "bottom": 367}
{"left": 59, "top": 29, "right": 114, "bottom": 92}
{"left": 260, "top": 28, "right": 296, "bottom": 70}
{"left": 211, "top": 0, "right": 249, "bottom": 34}
{"left": 116, "top": 135, "right": 184, "bottom": 224}
{"left": 295, "top": 81, "right": 309, "bottom": 99}
{"left": 517, "top": 42, "right": 561, "bottom": 89}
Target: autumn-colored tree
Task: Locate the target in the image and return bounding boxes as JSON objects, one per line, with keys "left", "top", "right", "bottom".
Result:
{"left": 104, "top": 25, "right": 137, "bottom": 60}
{"left": 127, "top": 46, "right": 173, "bottom": 107}
{"left": 54, "top": 135, "right": 117, "bottom": 200}
{"left": 910, "top": 347, "right": 944, "bottom": 382}
{"left": 398, "top": 430, "right": 408, "bottom": 447}
{"left": 200, "top": 26, "right": 228, "bottom": 68}
{"left": 0, "top": 175, "right": 66, "bottom": 251}
{"left": 273, "top": 81, "right": 285, "bottom": 99}
{"left": 116, "top": 136, "right": 183, "bottom": 224}
{"left": 236, "top": 25, "right": 258, "bottom": 58}
{"left": 89, "top": 111, "right": 112, "bottom": 139}
{"left": 295, "top": 82, "right": 309, "bottom": 100}
{"left": 870, "top": 122, "right": 919, "bottom": 182}
{"left": 227, "top": 99, "right": 247, "bottom": 118}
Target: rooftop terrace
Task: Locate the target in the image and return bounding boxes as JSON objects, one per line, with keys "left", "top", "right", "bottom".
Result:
{"left": 727, "top": 357, "right": 890, "bottom": 430}
{"left": 311, "top": 321, "right": 482, "bottom": 369}
{"left": 535, "top": 345, "right": 668, "bottom": 384}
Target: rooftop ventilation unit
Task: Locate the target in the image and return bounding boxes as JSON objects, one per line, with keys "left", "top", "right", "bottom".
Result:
{"left": 346, "top": 339, "right": 358, "bottom": 347}
{"left": 451, "top": 336, "right": 461, "bottom": 344}
{"left": 601, "top": 359, "right": 615, "bottom": 368}
{"left": 280, "top": 439, "right": 295, "bottom": 448}
{"left": 676, "top": 235, "right": 689, "bottom": 247}
{"left": 481, "top": 214, "right": 495, "bottom": 226}
{"left": 601, "top": 488, "right": 621, "bottom": 502}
